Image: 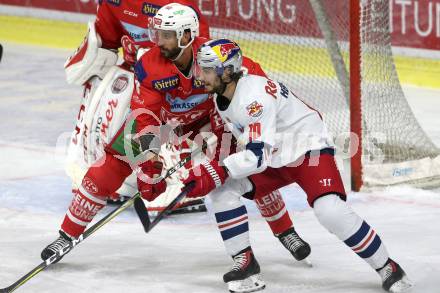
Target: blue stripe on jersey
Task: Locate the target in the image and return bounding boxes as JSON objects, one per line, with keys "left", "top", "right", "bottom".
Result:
{"left": 134, "top": 60, "right": 147, "bottom": 82}
{"left": 246, "top": 141, "right": 264, "bottom": 168}
{"left": 344, "top": 221, "right": 370, "bottom": 247}
{"left": 215, "top": 205, "right": 247, "bottom": 223}
{"left": 358, "top": 235, "right": 382, "bottom": 258}
{"left": 220, "top": 222, "right": 249, "bottom": 241}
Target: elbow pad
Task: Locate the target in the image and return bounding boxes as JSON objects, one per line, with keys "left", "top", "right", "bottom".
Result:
{"left": 223, "top": 148, "right": 267, "bottom": 179}
{"left": 65, "top": 22, "right": 118, "bottom": 85}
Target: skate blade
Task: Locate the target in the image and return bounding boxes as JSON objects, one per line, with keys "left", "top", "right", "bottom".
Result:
{"left": 300, "top": 257, "right": 313, "bottom": 267}
{"left": 389, "top": 275, "right": 412, "bottom": 293}
{"left": 228, "top": 274, "right": 266, "bottom": 293}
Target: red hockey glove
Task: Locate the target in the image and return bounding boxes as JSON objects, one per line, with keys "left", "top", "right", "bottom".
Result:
{"left": 183, "top": 160, "right": 228, "bottom": 198}
{"left": 137, "top": 160, "right": 167, "bottom": 202}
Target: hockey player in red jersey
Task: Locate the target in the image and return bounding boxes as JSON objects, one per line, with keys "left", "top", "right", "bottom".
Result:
{"left": 184, "top": 38, "right": 413, "bottom": 293}
{"left": 42, "top": 3, "right": 310, "bottom": 292}
{"left": 65, "top": 0, "right": 209, "bottom": 78}
{"left": 64, "top": 0, "right": 209, "bottom": 204}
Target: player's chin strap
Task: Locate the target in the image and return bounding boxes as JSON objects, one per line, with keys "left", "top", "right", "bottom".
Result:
{"left": 171, "top": 37, "right": 194, "bottom": 61}
{"left": 0, "top": 138, "right": 212, "bottom": 293}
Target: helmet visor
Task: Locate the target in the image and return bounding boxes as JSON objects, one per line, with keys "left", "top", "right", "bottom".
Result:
{"left": 148, "top": 26, "right": 177, "bottom": 45}
{"left": 194, "top": 60, "right": 222, "bottom": 80}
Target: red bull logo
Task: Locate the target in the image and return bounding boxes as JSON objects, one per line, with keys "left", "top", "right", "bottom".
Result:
{"left": 246, "top": 101, "right": 264, "bottom": 117}
{"left": 212, "top": 42, "right": 239, "bottom": 62}
{"left": 220, "top": 43, "right": 238, "bottom": 57}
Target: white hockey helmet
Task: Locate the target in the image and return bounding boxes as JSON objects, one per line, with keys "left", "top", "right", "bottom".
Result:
{"left": 196, "top": 39, "right": 243, "bottom": 76}
{"left": 149, "top": 3, "right": 199, "bottom": 49}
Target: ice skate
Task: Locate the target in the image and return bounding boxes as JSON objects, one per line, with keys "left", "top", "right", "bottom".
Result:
{"left": 223, "top": 247, "right": 266, "bottom": 293}
{"left": 378, "top": 259, "right": 412, "bottom": 293}
{"left": 277, "top": 227, "right": 312, "bottom": 266}
{"left": 41, "top": 230, "right": 73, "bottom": 263}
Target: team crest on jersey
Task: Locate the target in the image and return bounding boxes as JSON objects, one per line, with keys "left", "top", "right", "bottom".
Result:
{"left": 142, "top": 2, "right": 161, "bottom": 16}
{"left": 152, "top": 75, "right": 179, "bottom": 91}
{"left": 246, "top": 101, "right": 264, "bottom": 117}
{"left": 112, "top": 75, "right": 129, "bottom": 94}
{"left": 82, "top": 177, "right": 99, "bottom": 194}
{"left": 106, "top": 0, "right": 121, "bottom": 7}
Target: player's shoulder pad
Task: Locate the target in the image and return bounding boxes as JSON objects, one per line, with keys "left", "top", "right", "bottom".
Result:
{"left": 193, "top": 36, "right": 210, "bottom": 48}
{"left": 242, "top": 56, "right": 266, "bottom": 77}
{"left": 134, "top": 47, "right": 179, "bottom": 92}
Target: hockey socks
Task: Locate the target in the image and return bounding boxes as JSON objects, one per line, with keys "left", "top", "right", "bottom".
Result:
{"left": 215, "top": 205, "right": 250, "bottom": 256}
{"left": 61, "top": 182, "right": 107, "bottom": 238}
{"left": 344, "top": 219, "right": 389, "bottom": 269}
{"left": 254, "top": 190, "right": 293, "bottom": 235}
{"left": 313, "top": 194, "right": 389, "bottom": 270}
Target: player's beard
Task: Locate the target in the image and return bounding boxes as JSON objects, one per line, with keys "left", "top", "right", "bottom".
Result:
{"left": 160, "top": 46, "right": 182, "bottom": 60}
{"left": 210, "top": 79, "right": 226, "bottom": 95}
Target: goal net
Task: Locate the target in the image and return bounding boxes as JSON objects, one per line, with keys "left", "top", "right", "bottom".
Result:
{"left": 205, "top": 0, "right": 440, "bottom": 190}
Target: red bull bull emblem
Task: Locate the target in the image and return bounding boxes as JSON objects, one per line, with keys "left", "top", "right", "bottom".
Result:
{"left": 213, "top": 42, "right": 239, "bottom": 62}
{"left": 219, "top": 43, "right": 238, "bottom": 57}
{"left": 246, "top": 101, "right": 264, "bottom": 117}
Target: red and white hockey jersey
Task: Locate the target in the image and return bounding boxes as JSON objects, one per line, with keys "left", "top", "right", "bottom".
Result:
{"left": 216, "top": 75, "right": 333, "bottom": 178}
{"left": 95, "top": 0, "right": 209, "bottom": 64}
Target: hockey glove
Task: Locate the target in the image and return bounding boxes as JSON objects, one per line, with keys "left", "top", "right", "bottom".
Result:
{"left": 183, "top": 160, "right": 228, "bottom": 198}
{"left": 137, "top": 160, "right": 167, "bottom": 202}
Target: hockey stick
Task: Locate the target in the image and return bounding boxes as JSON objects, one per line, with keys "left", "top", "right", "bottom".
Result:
{"left": 133, "top": 196, "right": 151, "bottom": 231}
{"left": 0, "top": 186, "right": 195, "bottom": 293}
{"left": 145, "top": 181, "right": 195, "bottom": 232}
{"left": 0, "top": 193, "right": 140, "bottom": 293}
{"left": 0, "top": 141, "right": 206, "bottom": 293}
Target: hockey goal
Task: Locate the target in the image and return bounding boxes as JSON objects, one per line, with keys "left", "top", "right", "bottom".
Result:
{"left": 205, "top": 0, "right": 440, "bottom": 191}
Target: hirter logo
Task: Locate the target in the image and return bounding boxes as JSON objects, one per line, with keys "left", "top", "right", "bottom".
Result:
{"left": 152, "top": 75, "right": 179, "bottom": 91}
{"left": 142, "top": 3, "right": 161, "bottom": 16}
{"left": 246, "top": 101, "right": 264, "bottom": 117}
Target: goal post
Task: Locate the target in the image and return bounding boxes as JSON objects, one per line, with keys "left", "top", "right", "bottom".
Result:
{"left": 350, "top": 0, "right": 363, "bottom": 191}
